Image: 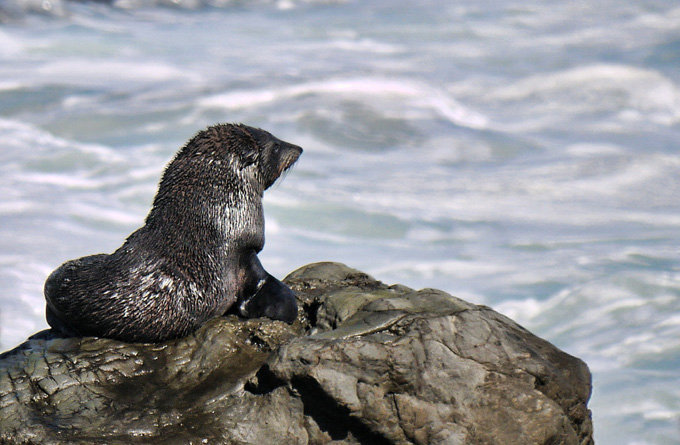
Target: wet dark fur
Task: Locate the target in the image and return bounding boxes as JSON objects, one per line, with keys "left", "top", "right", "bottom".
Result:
{"left": 44, "top": 123, "right": 302, "bottom": 343}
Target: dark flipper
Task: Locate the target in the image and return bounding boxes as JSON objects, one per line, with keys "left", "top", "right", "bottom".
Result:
{"left": 240, "top": 273, "right": 298, "bottom": 323}
{"left": 238, "top": 251, "right": 298, "bottom": 324}
{"left": 45, "top": 304, "right": 81, "bottom": 338}
{"left": 43, "top": 254, "right": 107, "bottom": 338}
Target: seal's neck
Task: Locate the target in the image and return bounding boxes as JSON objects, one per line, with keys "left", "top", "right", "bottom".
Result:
{"left": 144, "top": 169, "right": 264, "bottom": 255}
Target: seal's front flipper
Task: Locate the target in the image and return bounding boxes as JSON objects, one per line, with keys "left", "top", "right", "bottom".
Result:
{"left": 237, "top": 250, "right": 297, "bottom": 323}
{"left": 46, "top": 305, "right": 81, "bottom": 338}
{"left": 240, "top": 273, "right": 298, "bottom": 324}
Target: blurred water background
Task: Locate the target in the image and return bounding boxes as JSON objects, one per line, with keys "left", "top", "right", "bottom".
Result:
{"left": 0, "top": 0, "right": 679, "bottom": 443}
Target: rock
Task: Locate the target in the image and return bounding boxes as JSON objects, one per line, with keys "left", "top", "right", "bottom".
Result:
{"left": 0, "top": 262, "right": 593, "bottom": 444}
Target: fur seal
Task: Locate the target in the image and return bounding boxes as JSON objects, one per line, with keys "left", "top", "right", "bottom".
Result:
{"left": 44, "top": 123, "right": 302, "bottom": 343}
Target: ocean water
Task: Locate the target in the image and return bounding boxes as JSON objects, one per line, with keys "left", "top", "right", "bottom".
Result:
{"left": 0, "top": 0, "right": 679, "bottom": 442}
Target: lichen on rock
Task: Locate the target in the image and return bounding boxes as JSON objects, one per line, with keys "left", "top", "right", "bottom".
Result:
{"left": 0, "top": 262, "right": 593, "bottom": 444}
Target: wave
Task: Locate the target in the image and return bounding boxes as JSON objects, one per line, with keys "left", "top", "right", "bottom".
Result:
{"left": 0, "top": 0, "right": 347, "bottom": 20}
{"left": 480, "top": 64, "right": 680, "bottom": 129}
{"left": 496, "top": 269, "right": 680, "bottom": 371}
{"left": 0, "top": 0, "right": 67, "bottom": 19}
{"left": 290, "top": 146, "right": 680, "bottom": 229}
{"left": 199, "top": 77, "right": 489, "bottom": 130}
{"left": 34, "top": 60, "right": 201, "bottom": 87}
{"left": 0, "top": 117, "right": 121, "bottom": 159}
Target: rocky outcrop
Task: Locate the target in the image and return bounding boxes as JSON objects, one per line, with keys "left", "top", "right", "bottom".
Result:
{"left": 0, "top": 262, "right": 593, "bottom": 444}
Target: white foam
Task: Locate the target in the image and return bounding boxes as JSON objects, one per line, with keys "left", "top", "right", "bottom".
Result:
{"left": 274, "top": 0, "right": 348, "bottom": 9}
{"left": 68, "top": 202, "right": 144, "bottom": 227}
{"left": 632, "top": 6, "right": 680, "bottom": 33}
{"left": 463, "top": 64, "right": 680, "bottom": 132}
{"left": 0, "top": 81, "right": 24, "bottom": 91}
{"left": 16, "top": 172, "right": 108, "bottom": 189}
{"left": 0, "top": 201, "right": 34, "bottom": 214}
{"left": 657, "top": 314, "right": 680, "bottom": 328}
{"left": 372, "top": 259, "right": 512, "bottom": 281}
{"left": 493, "top": 298, "right": 544, "bottom": 322}
{"left": 34, "top": 60, "right": 201, "bottom": 87}
{"left": 264, "top": 216, "right": 281, "bottom": 235}
{"left": 0, "top": 118, "right": 122, "bottom": 161}
{"left": 608, "top": 399, "right": 680, "bottom": 421}
{"left": 0, "top": 30, "right": 25, "bottom": 56}
{"left": 198, "top": 77, "right": 488, "bottom": 129}
{"left": 327, "top": 38, "right": 404, "bottom": 54}
{"left": 542, "top": 65, "right": 675, "bottom": 122}
{"left": 0, "top": 258, "right": 53, "bottom": 351}
{"left": 496, "top": 269, "right": 680, "bottom": 371}
{"left": 565, "top": 143, "right": 625, "bottom": 157}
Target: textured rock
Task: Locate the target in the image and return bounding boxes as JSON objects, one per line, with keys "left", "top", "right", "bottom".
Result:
{"left": 0, "top": 262, "right": 593, "bottom": 444}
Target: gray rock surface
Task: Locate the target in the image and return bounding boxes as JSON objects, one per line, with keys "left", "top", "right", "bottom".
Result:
{"left": 0, "top": 262, "right": 593, "bottom": 444}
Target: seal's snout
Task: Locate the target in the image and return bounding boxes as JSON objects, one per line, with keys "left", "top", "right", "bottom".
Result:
{"left": 279, "top": 142, "right": 303, "bottom": 174}
{"left": 284, "top": 142, "right": 303, "bottom": 160}
{"left": 286, "top": 142, "right": 303, "bottom": 155}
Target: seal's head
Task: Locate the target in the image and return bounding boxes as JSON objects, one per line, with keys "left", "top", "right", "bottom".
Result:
{"left": 240, "top": 125, "right": 302, "bottom": 189}
{"left": 170, "top": 123, "right": 302, "bottom": 190}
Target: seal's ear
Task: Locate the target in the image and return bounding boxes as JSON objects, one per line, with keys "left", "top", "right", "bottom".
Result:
{"left": 233, "top": 124, "right": 259, "bottom": 168}
{"left": 239, "top": 147, "right": 258, "bottom": 168}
